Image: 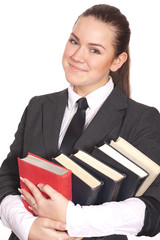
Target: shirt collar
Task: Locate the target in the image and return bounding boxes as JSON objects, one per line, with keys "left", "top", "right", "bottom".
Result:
{"left": 67, "top": 77, "right": 114, "bottom": 110}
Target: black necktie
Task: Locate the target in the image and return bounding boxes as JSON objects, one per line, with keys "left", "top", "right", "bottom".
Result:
{"left": 59, "top": 97, "right": 88, "bottom": 155}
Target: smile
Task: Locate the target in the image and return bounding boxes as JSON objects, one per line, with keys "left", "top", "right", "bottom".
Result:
{"left": 69, "top": 64, "right": 87, "bottom": 72}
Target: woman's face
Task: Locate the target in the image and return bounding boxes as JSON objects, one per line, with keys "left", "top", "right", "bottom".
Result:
{"left": 62, "top": 16, "right": 119, "bottom": 96}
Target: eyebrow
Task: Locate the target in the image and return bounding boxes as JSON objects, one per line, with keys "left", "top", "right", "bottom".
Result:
{"left": 71, "top": 32, "right": 106, "bottom": 50}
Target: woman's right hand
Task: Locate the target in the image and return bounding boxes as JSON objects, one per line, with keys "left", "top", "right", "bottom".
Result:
{"left": 28, "top": 217, "right": 73, "bottom": 240}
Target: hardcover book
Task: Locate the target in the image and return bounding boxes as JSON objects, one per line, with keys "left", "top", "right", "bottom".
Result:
{"left": 71, "top": 150, "right": 125, "bottom": 204}
{"left": 110, "top": 137, "right": 160, "bottom": 196}
{"left": 54, "top": 154, "right": 103, "bottom": 205}
{"left": 18, "top": 153, "right": 72, "bottom": 214}
{"left": 92, "top": 144, "right": 148, "bottom": 200}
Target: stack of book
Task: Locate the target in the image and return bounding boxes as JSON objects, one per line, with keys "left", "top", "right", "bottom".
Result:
{"left": 18, "top": 137, "right": 160, "bottom": 213}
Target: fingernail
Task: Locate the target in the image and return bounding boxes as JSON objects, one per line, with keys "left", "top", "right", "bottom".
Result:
{"left": 20, "top": 177, "right": 25, "bottom": 182}
{"left": 21, "top": 194, "right": 26, "bottom": 200}
{"left": 18, "top": 188, "right": 22, "bottom": 193}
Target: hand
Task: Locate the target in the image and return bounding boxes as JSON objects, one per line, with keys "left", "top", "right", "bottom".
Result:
{"left": 29, "top": 217, "right": 75, "bottom": 240}
{"left": 19, "top": 177, "right": 69, "bottom": 222}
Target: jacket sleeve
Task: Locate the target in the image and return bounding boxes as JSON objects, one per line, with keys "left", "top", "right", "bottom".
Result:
{"left": 0, "top": 106, "right": 28, "bottom": 202}
{"left": 129, "top": 106, "right": 160, "bottom": 237}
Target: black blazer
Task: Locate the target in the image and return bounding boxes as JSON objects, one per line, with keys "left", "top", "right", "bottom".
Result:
{"left": 1, "top": 86, "right": 160, "bottom": 240}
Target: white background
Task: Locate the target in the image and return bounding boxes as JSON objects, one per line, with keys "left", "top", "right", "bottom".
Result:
{"left": 0, "top": 0, "right": 160, "bottom": 239}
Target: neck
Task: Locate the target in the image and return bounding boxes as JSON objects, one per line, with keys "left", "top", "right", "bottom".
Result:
{"left": 73, "top": 81, "right": 109, "bottom": 97}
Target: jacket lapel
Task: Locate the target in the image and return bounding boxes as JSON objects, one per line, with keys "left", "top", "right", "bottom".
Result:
{"left": 42, "top": 89, "right": 68, "bottom": 159}
{"left": 42, "top": 86, "right": 128, "bottom": 158}
{"left": 73, "top": 86, "right": 128, "bottom": 152}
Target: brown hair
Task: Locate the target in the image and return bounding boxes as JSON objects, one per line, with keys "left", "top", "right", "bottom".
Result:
{"left": 78, "top": 4, "right": 131, "bottom": 97}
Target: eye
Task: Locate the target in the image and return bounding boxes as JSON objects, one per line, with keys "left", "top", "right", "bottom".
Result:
{"left": 69, "top": 38, "right": 78, "bottom": 45}
{"left": 90, "top": 48, "right": 101, "bottom": 54}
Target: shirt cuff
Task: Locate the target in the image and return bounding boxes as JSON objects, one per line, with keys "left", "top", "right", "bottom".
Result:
{"left": 66, "top": 198, "right": 146, "bottom": 237}
{"left": 0, "top": 195, "right": 37, "bottom": 240}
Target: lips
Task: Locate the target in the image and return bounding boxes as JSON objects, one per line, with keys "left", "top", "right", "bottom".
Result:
{"left": 69, "top": 63, "right": 87, "bottom": 72}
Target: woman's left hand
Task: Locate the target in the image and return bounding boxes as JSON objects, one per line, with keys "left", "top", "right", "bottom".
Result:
{"left": 19, "top": 177, "right": 69, "bottom": 222}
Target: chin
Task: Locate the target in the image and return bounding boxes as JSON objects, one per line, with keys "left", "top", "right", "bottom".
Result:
{"left": 65, "top": 74, "right": 82, "bottom": 86}
{"left": 65, "top": 76, "right": 76, "bottom": 86}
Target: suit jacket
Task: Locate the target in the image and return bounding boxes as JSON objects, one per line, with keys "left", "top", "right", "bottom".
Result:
{"left": 1, "top": 85, "right": 160, "bottom": 240}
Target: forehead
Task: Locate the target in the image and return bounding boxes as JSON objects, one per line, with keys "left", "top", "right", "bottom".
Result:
{"left": 72, "top": 16, "right": 114, "bottom": 45}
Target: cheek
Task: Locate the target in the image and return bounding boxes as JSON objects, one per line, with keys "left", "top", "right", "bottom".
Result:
{"left": 89, "top": 58, "right": 107, "bottom": 73}
{"left": 62, "top": 53, "right": 65, "bottom": 68}
{"left": 92, "top": 57, "right": 114, "bottom": 73}
{"left": 63, "top": 43, "right": 73, "bottom": 57}
{"left": 62, "top": 43, "right": 70, "bottom": 59}
{"left": 62, "top": 48, "right": 70, "bottom": 69}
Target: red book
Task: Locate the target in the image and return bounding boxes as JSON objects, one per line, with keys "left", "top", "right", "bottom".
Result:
{"left": 18, "top": 153, "right": 72, "bottom": 214}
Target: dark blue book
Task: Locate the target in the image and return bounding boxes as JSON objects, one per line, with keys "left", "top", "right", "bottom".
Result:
{"left": 91, "top": 143, "right": 148, "bottom": 200}
{"left": 70, "top": 150, "right": 125, "bottom": 204}
{"left": 52, "top": 154, "right": 103, "bottom": 206}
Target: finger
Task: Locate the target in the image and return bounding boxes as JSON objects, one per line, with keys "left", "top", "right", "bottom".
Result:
{"left": 37, "top": 183, "right": 61, "bottom": 200}
{"left": 20, "top": 188, "right": 35, "bottom": 204}
{"left": 42, "top": 218, "right": 66, "bottom": 231}
{"left": 20, "top": 177, "right": 44, "bottom": 202}
{"left": 18, "top": 188, "right": 38, "bottom": 214}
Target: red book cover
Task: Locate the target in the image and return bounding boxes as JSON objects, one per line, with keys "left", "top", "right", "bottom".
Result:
{"left": 18, "top": 153, "right": 72, "bottom": 214}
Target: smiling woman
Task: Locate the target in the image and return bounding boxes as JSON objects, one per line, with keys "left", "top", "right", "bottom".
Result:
{"left": 62, "top": 15, "right": 127, "bottom": 96}
{"left": 0, "top": 2, "right": 160, "bottom": 240}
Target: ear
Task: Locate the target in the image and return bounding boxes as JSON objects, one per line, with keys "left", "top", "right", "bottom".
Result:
{"left": 110, "top": 52, "right": 128, "bottom": 72}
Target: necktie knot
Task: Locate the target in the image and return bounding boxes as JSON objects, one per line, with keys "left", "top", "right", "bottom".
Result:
{"left": 77, "top": 97, "right": 88, "bottom": 110}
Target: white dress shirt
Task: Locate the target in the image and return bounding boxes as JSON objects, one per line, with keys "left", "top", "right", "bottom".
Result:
{"left": 0, "top": 78, "right": 146, "bottom": 240}
{"left": 58, "top": 77, "right": 114, "bottom": 148}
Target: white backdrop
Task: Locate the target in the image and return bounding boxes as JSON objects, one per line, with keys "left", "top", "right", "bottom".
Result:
{"left": 0, "top": 0, "right": 160, "bottom": 239}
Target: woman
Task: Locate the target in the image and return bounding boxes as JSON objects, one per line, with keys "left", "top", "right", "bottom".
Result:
{"left": 0, "top": 4, "right": 160, "bottom": 240}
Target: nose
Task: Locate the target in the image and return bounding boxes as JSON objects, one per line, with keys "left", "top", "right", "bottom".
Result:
{"left": 71, "top": 46, "right": 86, "bottom": 63}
